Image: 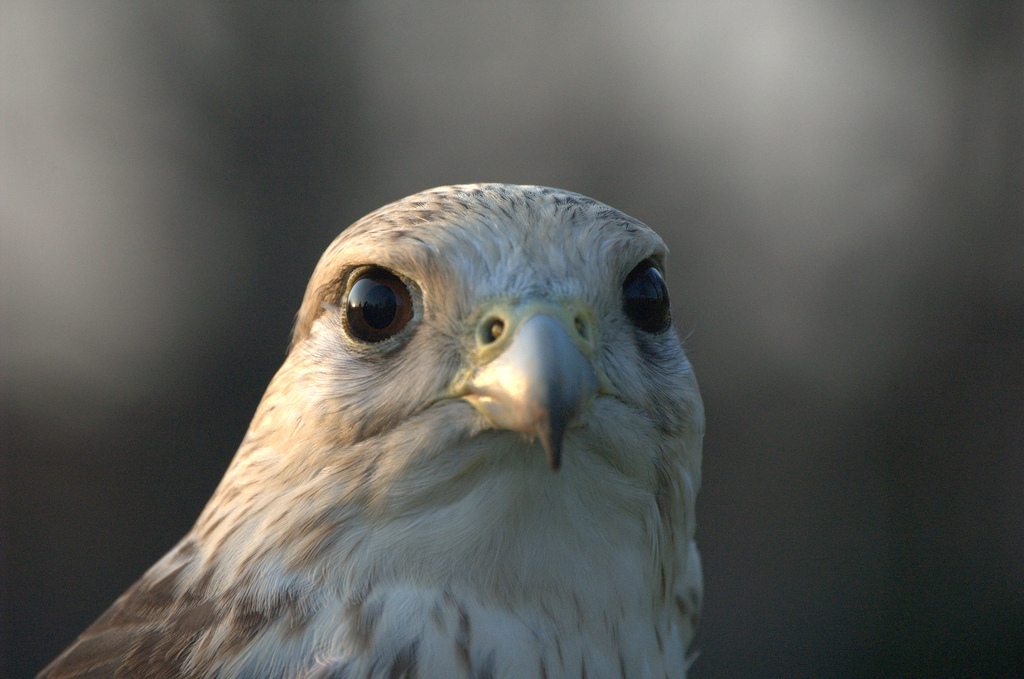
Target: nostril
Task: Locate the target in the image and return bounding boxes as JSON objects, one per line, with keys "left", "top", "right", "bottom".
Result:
{"left": 574, "top": 315, "right": 587, "bottom": 340}
{"left": 484, "top": 317, "right": 505, "bottom": 344}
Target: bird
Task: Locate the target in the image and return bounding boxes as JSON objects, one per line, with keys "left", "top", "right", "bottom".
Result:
{"left": 37, "top": 184, "right": 705, "bottom": 679}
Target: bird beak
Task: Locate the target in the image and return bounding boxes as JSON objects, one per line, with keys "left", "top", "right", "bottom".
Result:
{"left": 459, "top": 310, "right": 600, "bottom": 471}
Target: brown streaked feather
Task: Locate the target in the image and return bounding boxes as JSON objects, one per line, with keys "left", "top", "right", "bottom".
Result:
{"left": 36, "top": 545, "right": 322, "bottom": 679}
{"left": 36, "top": 551, "right": 215, "bottom": 677}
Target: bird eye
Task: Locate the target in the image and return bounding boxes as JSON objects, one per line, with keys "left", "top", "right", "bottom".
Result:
{"left": 622, "top": 260, "right": 671, "bottom": 333}
{"left": 344, "top": 268, "right": 413, "bottom": 343}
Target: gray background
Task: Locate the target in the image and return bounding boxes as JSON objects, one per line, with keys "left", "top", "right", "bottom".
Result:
{"left": 2, "top": 2, "right": 1022, "bottom": 677}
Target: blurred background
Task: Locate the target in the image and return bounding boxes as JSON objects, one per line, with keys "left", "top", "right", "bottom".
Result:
{"left": 2, "top": 2, "right": 1021, "bottom": 677}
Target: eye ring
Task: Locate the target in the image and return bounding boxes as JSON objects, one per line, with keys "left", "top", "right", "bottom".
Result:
{"left": 344, "top": 268, "right": 414, "bottom": 343}
{"left": 622, "top": 259, "right": 671, "bottom": 334}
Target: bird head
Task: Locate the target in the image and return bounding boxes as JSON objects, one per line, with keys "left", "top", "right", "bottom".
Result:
{"left": 282, "top": 184, "right": 700, "bottom": 477}
{"left": 201, "top": 184, "right": 702, "bottom": 589}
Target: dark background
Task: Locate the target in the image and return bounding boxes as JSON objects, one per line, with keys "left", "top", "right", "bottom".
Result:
{"left": 2, "top": 3, "right": 1022, "bottom": 677}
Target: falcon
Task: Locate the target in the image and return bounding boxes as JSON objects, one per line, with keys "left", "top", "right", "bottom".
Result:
{"left": 38, "top": 184, "right": 705, "bottom": 678}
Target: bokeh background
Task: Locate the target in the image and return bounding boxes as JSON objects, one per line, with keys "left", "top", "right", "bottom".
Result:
{"left": 2, "top": 2, "right": 1022, "bottom": 677}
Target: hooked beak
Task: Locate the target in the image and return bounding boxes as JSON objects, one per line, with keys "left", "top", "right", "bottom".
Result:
{"left": 460, "top": 312, "right": 600, "bottom": 471}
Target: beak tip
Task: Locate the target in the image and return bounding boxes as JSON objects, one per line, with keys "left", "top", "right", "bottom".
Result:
{"left": 540, "top": 432, "right": 563, "bottom": 472}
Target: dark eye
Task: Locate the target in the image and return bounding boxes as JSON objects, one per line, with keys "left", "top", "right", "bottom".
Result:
{"left": 344, "top": 268, "right": 413, "bottom": 342}
{"left": 622, "top": 260, "right": 671, "bottom": 333}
